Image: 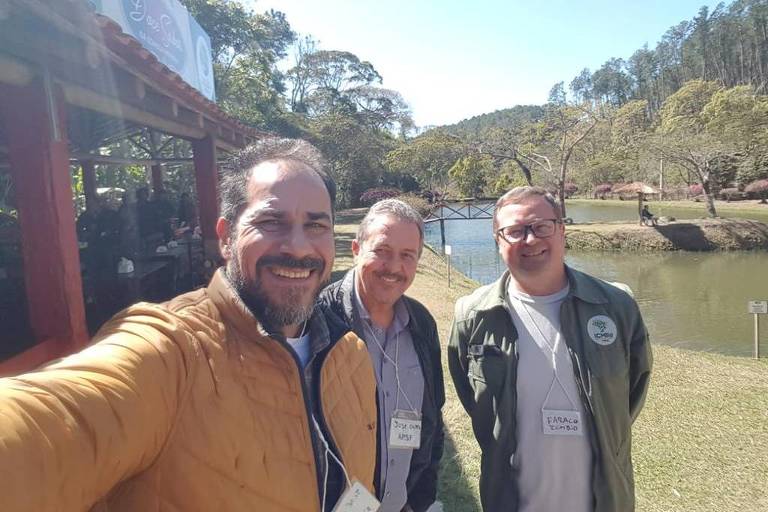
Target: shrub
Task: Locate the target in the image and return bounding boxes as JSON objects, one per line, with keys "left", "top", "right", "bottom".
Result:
{"left": 718, "top": 187, "right": 743, "bottom": 201}
{"left": 395, "top": 193, "right": 432, "bottom": 218}
{"left": 359, "top": 187, "right": 401, "bottom": 206}
{"left": 745, "top": 179, "right": 768, "bottom": 202}
{"left": 564, "top": 182, "right": 578, "bottom": 198}
{"left": 689, "top": 184, "right": 704, "bottom": 196}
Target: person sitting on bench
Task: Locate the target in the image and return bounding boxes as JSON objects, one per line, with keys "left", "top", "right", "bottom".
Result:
{"left": 641, "top": 204, "right": 657, "bottom": 226}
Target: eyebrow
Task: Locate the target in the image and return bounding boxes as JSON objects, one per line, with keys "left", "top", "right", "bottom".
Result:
{"left": 307, "top": 212, "right": 332, "bottom": 222}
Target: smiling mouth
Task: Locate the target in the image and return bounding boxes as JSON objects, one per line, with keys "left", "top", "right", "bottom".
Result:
{"left": 269, "top": 266, "right": 313, "bottom": 279}
{"left": 523, "top": 249, "right": 547, "bottom": 258}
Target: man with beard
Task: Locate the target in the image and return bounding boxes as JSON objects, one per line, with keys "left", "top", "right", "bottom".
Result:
{"left": 319, "top": 199, "right": 445, "bottom": 512}
{"left": 0, "top": 138, "right": 379, "bottom": 512}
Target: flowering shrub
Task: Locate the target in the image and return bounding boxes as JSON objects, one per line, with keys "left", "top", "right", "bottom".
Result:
{"left": 564, "top": 182, "right": 578, "bottom": 198}
{"left": 595, "top": 183, "right": 613, "bottom": 193}
{"left": 395, "top": 194, "right": 432, "bottom": 217}
{"left": 745, "top": 179, "right": 768, "bottom": 202}
{"left": 359, "top": 187, "right": 401, "bottom": 206}
{"left": 689, "top": 184, "right": 704, "bottom": 196}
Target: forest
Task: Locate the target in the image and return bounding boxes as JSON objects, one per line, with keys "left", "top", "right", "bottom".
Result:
{"left": 8, "top": 0, "right": 768, "bottom": 219}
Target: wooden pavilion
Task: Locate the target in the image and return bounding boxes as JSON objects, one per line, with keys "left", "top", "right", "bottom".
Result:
{"left": 0, "top": 0, "right": 265, "bottom": 373}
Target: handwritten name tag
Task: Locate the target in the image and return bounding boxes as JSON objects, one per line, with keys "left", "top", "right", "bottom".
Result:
{"left": 542, "top": 409, "right": 583, "bottom": 436}
{"left": 333, "top": 480, "right": 380, "bottom": 512}
{"left": 389, "top": 410, "right": 422, "bottom": 449}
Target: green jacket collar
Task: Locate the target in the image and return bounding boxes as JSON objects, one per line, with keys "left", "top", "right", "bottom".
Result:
{"left": 478, "top": 265, "right": 610, "bottom": 312}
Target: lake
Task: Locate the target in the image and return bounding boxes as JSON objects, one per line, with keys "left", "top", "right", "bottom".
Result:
{"left": 424, "top": 201, "right": 768, "bottom": 356}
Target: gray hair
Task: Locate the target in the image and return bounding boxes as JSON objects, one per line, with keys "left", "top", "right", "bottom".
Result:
{"left": 493, "top": 186, "right": 562, "bottom": 232}
{"left": 219, "top": 137, "right": 336, "bottom": 225}
{"left": 357, "top": 199, "right": 425, "bottom": 254}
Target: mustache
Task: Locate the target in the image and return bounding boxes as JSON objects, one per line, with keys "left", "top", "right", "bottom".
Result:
{"left": 374, "top": 270, "right": 407, "bottom": 282}
{"left": 257, "top": 254, "right": 324, "bottom": 271}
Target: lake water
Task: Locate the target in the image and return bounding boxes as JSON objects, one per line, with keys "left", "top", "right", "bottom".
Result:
{"left": 424, "top": 201, "right": 768, "bottom": 356}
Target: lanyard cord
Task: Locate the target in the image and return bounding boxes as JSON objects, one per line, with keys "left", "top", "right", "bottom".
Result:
{"left": 312, "top": 416, "right": 352, "bottom": 512}
{"left": 515, "top": 298, "right": 578, "bottom": 410}
{"left": 363, "top": 321, "right": 418, "bottom": 414}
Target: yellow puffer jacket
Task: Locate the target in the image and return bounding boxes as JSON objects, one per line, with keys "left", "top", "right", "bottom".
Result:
{"left": 0, "top": 270, "right": 378, "bottom": 511}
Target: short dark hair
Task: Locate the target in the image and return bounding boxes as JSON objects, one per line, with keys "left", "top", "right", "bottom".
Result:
{"left": 219, "top": 137, "right": 336, "bottom": 226}
{"left": 492, "top": 186, "right": 562, "bottom": 232}
{"left": 357, "top": 198, "right": 425, "bottom": 255}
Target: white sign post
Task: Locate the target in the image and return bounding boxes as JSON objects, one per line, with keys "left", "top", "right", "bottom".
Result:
{"left": 748, "top": 300, "right": 767, "bottom": 359}
{"left": 444, "top": 245, "right": 452, "bottom": 288}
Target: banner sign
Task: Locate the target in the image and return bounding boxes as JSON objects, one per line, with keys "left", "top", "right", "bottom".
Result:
{"left": 92, "top": 0, "right": 216, "bottom": 101}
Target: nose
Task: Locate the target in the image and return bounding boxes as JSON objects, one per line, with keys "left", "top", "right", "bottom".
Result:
{"left": 522, "top": 225, "right": 538, "bottom": 244}
{"left": 280, "top": 223, "right": 314, "bottom": 258}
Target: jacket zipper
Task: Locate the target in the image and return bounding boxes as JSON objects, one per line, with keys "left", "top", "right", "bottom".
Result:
{"left": 566, "top": 345, "right": 602, "bottom": 508}
{"left": 274, "top": 337, "right": 327, "bottom": 510}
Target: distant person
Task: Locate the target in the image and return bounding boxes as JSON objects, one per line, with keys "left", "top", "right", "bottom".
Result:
{"left": 641, "top": 204, "right": 657, "bottom": 226}
{"left": 448, "top": 186, "right": 653, "bottom": 512}
{"left": 319, "top": 199, "right": 445, "bottom": 512}
{"left": 177, "top": 192, "right": 198, "bottom": 230}
{"left": 135, "top": 186, "right": 154, "bottom": 237}
{"left": 151, "top": 189, "right": 175, "bottom": 240}
{"left": 0, "top": 137, "right": 378, "bottom": 511}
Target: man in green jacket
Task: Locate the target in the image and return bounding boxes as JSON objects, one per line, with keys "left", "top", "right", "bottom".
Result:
{"left": 448, "top": 186, "right": 652, "bottom": 512}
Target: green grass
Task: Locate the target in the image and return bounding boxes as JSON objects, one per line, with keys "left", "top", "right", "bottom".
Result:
{"left": 333, "top": 215, "right": 768, "bottom": 512}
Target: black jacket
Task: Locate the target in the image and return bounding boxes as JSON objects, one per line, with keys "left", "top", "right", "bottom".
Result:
{"left": 319, "top": 270, "right": 445, "bottom": 512}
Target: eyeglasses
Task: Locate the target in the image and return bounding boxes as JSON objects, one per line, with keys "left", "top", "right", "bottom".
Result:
{"left": 496, "top": 219, "right": 561, "bottom": 244}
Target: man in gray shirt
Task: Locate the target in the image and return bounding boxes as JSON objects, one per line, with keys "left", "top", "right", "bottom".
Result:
{"left": 448, "top": 186, "right": 652, "bottom": 512}
{"left": 320, "top": 199, "right": 445, "bottom": 512}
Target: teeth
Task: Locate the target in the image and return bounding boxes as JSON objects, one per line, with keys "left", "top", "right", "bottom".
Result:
{"left": 271, "top": 267, "right": 311, "bottom": 279}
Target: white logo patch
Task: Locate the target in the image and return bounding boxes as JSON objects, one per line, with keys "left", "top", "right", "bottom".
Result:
{"left": 587, "top": 315, "right": 617, "bottom": 345}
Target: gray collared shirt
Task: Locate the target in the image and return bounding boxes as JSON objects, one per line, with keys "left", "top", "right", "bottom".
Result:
{"left": 353, "top": 273, "right": 424, "bottom": 512}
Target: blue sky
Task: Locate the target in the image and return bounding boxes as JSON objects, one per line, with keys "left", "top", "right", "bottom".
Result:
{"left": 251, "top": 0, "right": 722, "bottom": 127}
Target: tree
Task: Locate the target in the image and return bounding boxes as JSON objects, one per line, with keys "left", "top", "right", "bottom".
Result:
{"left": 511, "top": 96, "right": 598, "bottom": 217}
{"left": 448, "top": 154, "right": 492, "bottom": 197}
{"left": 385, "top": 131, "right": 465, "bottom": 193}
{"left": 656, "top": 80, "right": 724, "bottom": 217}
{"left": 182, "top": 0, "right": 295, "bottom": 128}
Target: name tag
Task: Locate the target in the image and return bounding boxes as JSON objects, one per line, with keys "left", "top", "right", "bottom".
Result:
{"left": 389, "top": 410, "right": 422, "bottom": 449}
{"left": 542, "top": 409, "right": 583, "bottom": 436}
{"left": 333, "top": 480, "right": 380, "bottom": 512}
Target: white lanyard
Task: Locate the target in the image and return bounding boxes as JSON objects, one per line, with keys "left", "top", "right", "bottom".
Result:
{"left": 515, "top": 298, "right": 578, "bottom": 410}
{"left": 312, "top": 417, "right": 379, "bottom": 512}
{"left": 363, "top": 321, "right": 422, "bottom": 450}
{"left": 363, "top": 321, "right": 418, "bottom": 415}
{"left": 515, "top": 298, "right": 584, "bottom": 436}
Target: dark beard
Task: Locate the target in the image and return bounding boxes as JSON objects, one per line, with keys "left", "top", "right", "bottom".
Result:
{"left": 226, "top": 252, "right": 326, "bottom": 330}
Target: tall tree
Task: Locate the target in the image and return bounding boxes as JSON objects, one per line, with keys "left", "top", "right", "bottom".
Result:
{"left": 182, "top": 0, "right": 295, "bottom": 127}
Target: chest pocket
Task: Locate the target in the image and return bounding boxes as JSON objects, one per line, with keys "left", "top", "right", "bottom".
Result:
{"left": 467, "top": 344, "right": 507, "bottom": 388}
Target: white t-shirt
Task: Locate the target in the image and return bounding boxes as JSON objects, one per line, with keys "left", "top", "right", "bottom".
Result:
{"left": 508, "top": 283, "right": 593, "bottom": 512}
{"left": 286, "top": 333, "right": 311, "bottom": 369}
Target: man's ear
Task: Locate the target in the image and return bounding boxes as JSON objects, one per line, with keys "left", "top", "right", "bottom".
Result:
{"left": 216, "top": 217, "right": 232, "bottom": 260}
{"left": 351, "top": 238, "right": 361, "bottom": 260}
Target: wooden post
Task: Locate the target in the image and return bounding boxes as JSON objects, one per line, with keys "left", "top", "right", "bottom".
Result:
{"left": 150, "top": 163, "right": 164, "bottom": 192}
{"left": 0, "top": 79, "right": 87, "bottom": 356}
{"left": 755, "top": 314, "right": 761, "bottom": 360}
{"left": 81, "top": 159, "right": 97, "bottom": 210}
{"left": 192, "top": 135, "right": 219, "bottom": 260}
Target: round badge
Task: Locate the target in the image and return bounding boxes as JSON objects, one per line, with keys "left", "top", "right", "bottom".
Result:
{"left": 587, "top": 315, "right": 617, "bottom": 346}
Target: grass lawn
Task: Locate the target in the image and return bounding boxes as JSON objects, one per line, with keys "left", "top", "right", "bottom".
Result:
{"left": 333, "top": 212, "right": 768, "bottom": 512}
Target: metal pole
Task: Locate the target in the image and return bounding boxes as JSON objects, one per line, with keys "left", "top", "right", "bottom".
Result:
{"left": 440, "top": 218, "right": 446, "bottom": 250}
{"left": 447, "top": 254, "right": 451, "bottom": 289}
{"left": 755, "top": 313, "right": 760, "bottom": 359}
